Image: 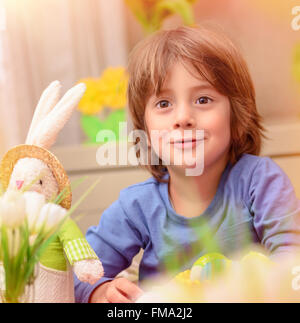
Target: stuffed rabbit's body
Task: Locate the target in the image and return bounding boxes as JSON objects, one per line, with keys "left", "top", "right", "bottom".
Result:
{"left": 2, "top": 81, "right": 104, "bottom": 302}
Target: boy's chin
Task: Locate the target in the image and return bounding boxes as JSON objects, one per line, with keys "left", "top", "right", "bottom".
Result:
{"left": 166, "top": 162, "right": 204, "bottom": 176}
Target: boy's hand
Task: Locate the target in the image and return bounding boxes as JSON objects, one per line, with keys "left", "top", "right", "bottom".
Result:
{"left": 89, "top": 277, "right": 143, "bottom": 303}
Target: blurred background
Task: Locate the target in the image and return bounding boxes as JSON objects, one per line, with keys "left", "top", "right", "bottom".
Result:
{"left": 0, "top": 0, "right": 300, "bottom": 235}
{"left": 0, "top": 0, "right": 299, "bottom": 154}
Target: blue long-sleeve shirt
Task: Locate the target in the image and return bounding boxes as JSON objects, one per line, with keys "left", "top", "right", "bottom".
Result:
{"left": 75, "top": 153, "right": 300, "bottom": 302}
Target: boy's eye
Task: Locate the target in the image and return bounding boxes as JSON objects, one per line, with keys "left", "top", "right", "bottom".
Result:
{"left": 196, "top": 96, "right": 212, "bottom": 104}
{"left": 156, "top": 100, "right": 171, "bottom": 109}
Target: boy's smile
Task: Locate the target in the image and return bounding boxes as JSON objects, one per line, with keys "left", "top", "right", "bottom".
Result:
{"left": 145, "top": 61, "right": 231, "bottom": 174}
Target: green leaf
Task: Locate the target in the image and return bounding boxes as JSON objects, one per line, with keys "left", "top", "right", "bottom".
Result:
{"left": 81, "top": 111, "right": 126, "bottom": 143}
{"left": 104, "top": 109, "right": 126, "bottom": 140}
{"left": 190, "top": 219, "right": 220, "bottom": 254}
{"left": 124, "top": 0, "right": 196, "bottom": 34}
{"left": 52, "top": 185, "right": 71, "bottom": 205}
{"left": 21, "top": 172, "right": 44, "bottom": 193}
{"left": 154, "top": 0, "right": 195, "bottom": 27}
{"left": 70, "top": 176, "right": 88, "bottom": 190}
{"left": 80, "top": 115, "right": 103, "bottom": 143}
{"left": 124, "top": 0, "right": 155, "bottom": 32}
{"left": 66, "top": 177, "right": 102, "bottom": 216}
{"left": 95, "top": 109, "right": 126, "bottom": 142}
{"left": 160, "top": 216, "right": 221, "bottom": 275}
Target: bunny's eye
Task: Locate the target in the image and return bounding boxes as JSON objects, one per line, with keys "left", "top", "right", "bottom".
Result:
{"left": 39, "top": 180, "right": 43, "bottom": 185}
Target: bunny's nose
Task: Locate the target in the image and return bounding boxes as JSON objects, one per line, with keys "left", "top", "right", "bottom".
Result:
{"left": 16, "top": 180, "right": 24, "bottom": 190}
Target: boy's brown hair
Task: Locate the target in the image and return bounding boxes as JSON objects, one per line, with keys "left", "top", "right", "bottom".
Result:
{"left": 127, "top": 25, "right": 266, "bottom": 181}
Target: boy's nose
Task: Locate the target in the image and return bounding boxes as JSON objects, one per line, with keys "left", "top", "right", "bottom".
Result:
{"left": 173, "top": 105, "right": 196, "bottom": 129}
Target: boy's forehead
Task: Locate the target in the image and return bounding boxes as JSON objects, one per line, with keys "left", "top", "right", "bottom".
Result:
{"left": 152, "top": 79, "right": 216, "bottom": 98}
{"left": 156, "top": 62, "right": 215, "bottom": 93}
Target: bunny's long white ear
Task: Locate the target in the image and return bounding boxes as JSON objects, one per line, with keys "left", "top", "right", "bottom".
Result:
{"left": 30, "top": 83, "right": 86, "bottom": 150}
{"left": 26, "top": 81, "right": 62, "bottom": 145}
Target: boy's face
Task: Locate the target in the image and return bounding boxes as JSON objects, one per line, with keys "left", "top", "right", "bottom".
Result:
{"left": 144, "top": 62, "right": 231, "bottom": 175}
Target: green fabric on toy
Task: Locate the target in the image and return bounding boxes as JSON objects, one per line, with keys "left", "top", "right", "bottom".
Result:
{"left": 39, "top": 218, "right": 98, "bottom": 271}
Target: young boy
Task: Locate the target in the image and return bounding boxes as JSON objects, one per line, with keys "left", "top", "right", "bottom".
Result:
{"left": 75, "top": 25, "right": 300, "bottom": 303}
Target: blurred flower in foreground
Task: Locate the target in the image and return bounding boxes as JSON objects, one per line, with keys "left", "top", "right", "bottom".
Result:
{"left": 23, "top": 191, "right": 46, "bottom": 234}
{"left": 0, "top": 190, "right": 26, "bottom": 228}
{"left": 0, "top": 189, "right": 68, "bottom": 302}
{"left": 137, "top": 248, "right": 300, "bottom": 303}
{"left": 33, "top": 203, "right": 67, "bottom": 236}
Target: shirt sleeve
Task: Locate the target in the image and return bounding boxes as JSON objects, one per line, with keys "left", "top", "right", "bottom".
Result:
{"left": 74, "top": 199, "right": 143, "bottom": 303}
{"left": 249, "top": 157, "right": 300, "bottom": 257}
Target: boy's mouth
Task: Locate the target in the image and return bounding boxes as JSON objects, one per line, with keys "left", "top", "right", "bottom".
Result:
{"left": 169, "top": 138, "right": 205, "bottom": 149}
{"left": 173, "top": 138, "right": 196, "bottom": 143}
{"left": 170, "top": 138, "right": 205, "bottom": 144}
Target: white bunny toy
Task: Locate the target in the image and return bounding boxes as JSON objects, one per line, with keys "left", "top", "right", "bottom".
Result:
{"left": 0, "top": 81, "right": 104, "bottom": 302}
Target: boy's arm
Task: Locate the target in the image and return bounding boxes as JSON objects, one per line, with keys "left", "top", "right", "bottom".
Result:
{"left": 249, "top": 157, "right": 300, "bottom": 257}
{"left": 74, "top": 199, "right": 143, "bottom": 303}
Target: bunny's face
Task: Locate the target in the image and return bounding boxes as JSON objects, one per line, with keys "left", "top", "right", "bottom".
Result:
{"left": 8, "top": 157, "right": 59, "bottom": 202}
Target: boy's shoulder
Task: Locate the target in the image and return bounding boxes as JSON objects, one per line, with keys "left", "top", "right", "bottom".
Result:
{"left": 225, "top": 154, "right": 289, "bottom": 203}
{"left": 114, "top": 176, "right": 165, "bottom": 220}
{"left": 230, "top": 153, "right": 286, "bottom": 184}
{"left": 122, "top": 175, "right": 159, "bottom": 191}
{"left": 118, "top": 175, "right": 161, "bottom": 202}
{"left": 232, "top": 153, "right": 275, "bottom": 173}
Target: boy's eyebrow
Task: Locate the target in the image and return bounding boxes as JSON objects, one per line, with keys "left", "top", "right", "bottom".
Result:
{"left": 156, "top": 84, "right": 216, "bottom": 97}
{"left": 189, "top": 84, "right": 216, "bottom": 92}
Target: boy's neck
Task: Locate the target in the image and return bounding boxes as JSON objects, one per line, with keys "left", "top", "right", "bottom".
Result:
{"left": 167, "top": 154, "right": 229, "bottom": 218}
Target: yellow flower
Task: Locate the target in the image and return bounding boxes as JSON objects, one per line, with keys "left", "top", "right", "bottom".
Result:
{"left": 77, "top": 78, "right": 105, "bottom": 115}
{"left": 98, "top": 67, "right": 128, "bottom": 109}
{"left": 77, "top": 68, "right": 128, "bottom": 115}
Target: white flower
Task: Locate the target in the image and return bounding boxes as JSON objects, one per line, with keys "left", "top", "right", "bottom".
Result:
{"left": 23, "top": 191, "right": 45, "bottom": 233}
{"left": 0, "top": 190, "right": 26, "bottom": 228}
{"left": 36, "top": 203, "right": 67, "bottom": 233}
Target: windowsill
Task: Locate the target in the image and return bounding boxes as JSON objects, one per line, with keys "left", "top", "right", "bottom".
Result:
{"left": 52, "top": 122, "right": 300, "bottom": 171}
{"left": 52, "top": 142, "right": 140, "bottom": 173}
